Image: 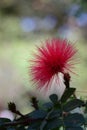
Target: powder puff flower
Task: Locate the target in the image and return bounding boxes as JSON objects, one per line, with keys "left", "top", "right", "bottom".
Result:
{"left": 30, "top": 38, "right": 77, "bottom": 91}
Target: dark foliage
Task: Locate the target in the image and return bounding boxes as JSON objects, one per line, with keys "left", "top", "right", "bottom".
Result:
{"left": 0, "top": 87, "right": 87, "bottom": 130}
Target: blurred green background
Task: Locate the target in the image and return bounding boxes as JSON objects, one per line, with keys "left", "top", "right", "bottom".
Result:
{"left": 0, "top": 0, "right": 87, "bottom": 115}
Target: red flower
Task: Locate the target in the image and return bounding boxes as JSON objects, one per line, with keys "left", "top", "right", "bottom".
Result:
{"left": 30, "top": 39, "right": 77, "bottom": 90}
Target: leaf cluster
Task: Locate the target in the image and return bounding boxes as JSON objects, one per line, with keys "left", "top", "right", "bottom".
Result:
{"left": 0, "top": 88, "right": 87, "bottom": 130}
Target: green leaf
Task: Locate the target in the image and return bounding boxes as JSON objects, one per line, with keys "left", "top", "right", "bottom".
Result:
{"left": 7, "top": 127, "right": 16, "bottom": 130}
{"left": 52, "top": 128, "right": 60, "bottom": 130}
{"left": 16, "top": 110, "right": 47, "bottom": 125}
{"left": 84, "top": 113, "right": 87, "bottom": 125}
{"left": 43, "top": 102, "right": 53, "bottom": 110}
{"left": 0, "top": 118, "right": 11, "bottom": 130}
{"left": 27, "top": 128, "right": 35, "bottom": 130}
{"left": 84, "top": 101, "right": 87, "bottom": 113}
{"left": 61, "top": 88, "right": 76, "bottom": 103}
{"left": 0, "top": 118, "right": 11, "bottom": 125}
{"left": 44, "top": 118, "right": 62, "bottom": 130}
{"left": 65, "top": 127, "right": 83, "bottom": 130}
{"left": 16, "top": 126, "right": 26, "bottom": 130}
{"left": 63, "top": 99, "right": 84, "bottom": 112}
{"left": 28, "top": 120, "right": 41, "bottom": 129}
{"left": 48, "top": 109, "right": 61, "bottom": 119}
{"left": 49, "top": 94, "right": 58, "bottom": 103}
{"left": 64, "top": 113, "right": 85, "bottom": 127}
{"left": 29, "top": 110, "right": 47, "bottom": 119}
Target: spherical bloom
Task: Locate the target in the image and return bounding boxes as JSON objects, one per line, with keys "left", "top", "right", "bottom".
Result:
{"left": 30, "top": 38, "right": 77, "bottom": 90}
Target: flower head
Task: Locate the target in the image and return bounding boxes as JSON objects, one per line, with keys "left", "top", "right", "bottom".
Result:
{"left": 30, "top": 38, "right": 77, "bottom": 90}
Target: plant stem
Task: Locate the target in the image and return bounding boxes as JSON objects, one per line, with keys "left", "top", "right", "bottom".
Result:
{"left": 2, "top": 118, "right": 42, "bottom": 127}
{"left": 39, "top": 108, "right": 54, "bottom": 130}
{"left": 60, "top": 102, "right": 65, "bottom": 130}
